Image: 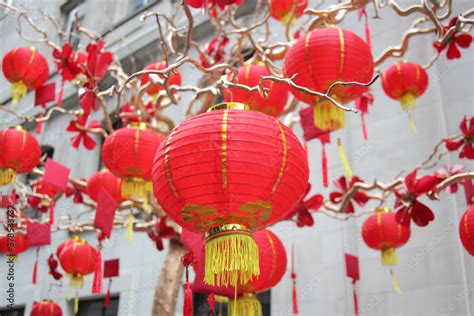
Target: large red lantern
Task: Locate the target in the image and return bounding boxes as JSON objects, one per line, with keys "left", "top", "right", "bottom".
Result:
{"left": 57, "top": 236, "right": 98, "bottom": 286}
{"left": 381, "top": 61, "right": 428, "bottom": 133}
{"left": 284, "top": 27, "right": 374, "bottom": 131}
{"left": 86, "top": 169, "right": 124, "bottom": 203}
{"left": 0, "top": 233, "right": 29, "bottom": 255}
{"left": 2, "top": 47, "right": 50, "bottom": 104}
{"left": 140, "top": 61, "right": 182, "bottom": 96}
{"left": 270, "top": 0, "right": 308, "bottom": 24}
{"left": 224, "top": 64, "right": 289, "bottom": 117}
{"left": 459, "top": 205, "right": 474, "bottom": 256}
{"left": 0, "top": 126, "right": 41, "bottom": 187}
{"left": 152, "top": 103, "right": 308, "bottom": 287}
{"left": 102, "top": 123, "right": 164, "bottom": 202}
{"left": 362, "top": 208, "right": 410, "bottom": 265}
{"left": 30, "top": 300, "right": 63, "bottom": 316}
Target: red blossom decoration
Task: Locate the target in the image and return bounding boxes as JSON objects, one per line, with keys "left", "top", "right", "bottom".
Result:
{"left": 147, "top": 216, "right": 176, "bottom": 251}
{"left": 52, "top": 43, "right": 85, "bottom": 81}
{"left": 64, "top": 180, "right": 86, "bottom": 204}
{"left": 287, "top": 183, "right": 323, "bottom": 227}
{"left": 199, "top": 36, "right": 229, "bottom": 68}
{"left": 394, "top": 169, "right": 437, "bottom": 227}
{"left": 47, "top": 254, "right": 63, "bottom": 280}
{"left": 66, "top": 115, "right": 101, "bottom": 150}
{"left": 330, "top": 176, "right": 369, "bottom": 213}
{"left": 435, "top": 164, "right": 464, "bottom": 193}
{"left": 445, "top": 116, "right": 474, "bottom": 159}
{"left": 433, "top": 18, "right": 473, "bottom": 60}
{"left": 186, "top": 0, "right": 242, "bottom": 11}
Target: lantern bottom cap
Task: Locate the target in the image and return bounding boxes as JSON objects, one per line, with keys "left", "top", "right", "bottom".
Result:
{"left": 204, "top": 225, "right": 259, "bottom": 287}
{"left": 381, "top": 247, "right": 398, "bottom": 266}
{"left": 0, "top": 168, "right": 17, "bottom": 187}
{"left": 229, "top": 292, "right": 262, "bottom": 316}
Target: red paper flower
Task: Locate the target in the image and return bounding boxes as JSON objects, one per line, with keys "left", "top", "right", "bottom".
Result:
{"left": 64, "top": 181, "right": 86, "bottom": 204}
{"left": 199, "top": 36, "right": 229, "bottom": 68}
{"left": 186, "top": 0, "right": 242, "bottom": 10}
{"left": 394, "top": 169, "right": 437, "bottom": 227}
{"left": 287, "top": 183, "right": 323, "bottom": 227}
{"left": 445, "top": 116, "right": 474, "bottom": 159}
{"left": 435, "top": 164, "right": 464, "bottom": 193}
{"left": 354, "top": 89, "right": 374, "bottom": 115}
{"left": 330, "top": 176, "right": 369, "bottom": 213}
{"left": 52, "top": 43, "right": 84, "bottom": 81}
{"left": 147, "top": 216, "right": 176, "bottom": 251}
{"left": 433, "top": 18, "right": 473, "bottom": 60}
{"left": 48, "top": 254, "right": 63, "bottom": 280}
{"left": 66, "top": 115, "right": 101, "bottom": 150}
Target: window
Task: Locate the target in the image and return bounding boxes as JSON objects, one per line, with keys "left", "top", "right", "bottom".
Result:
{"left": 128, "top": 0, "right": 155, "bottom": 14}
{"left": 75, "top": 295, "right": 119, "bottom": 316}
{"left": 193, "top": 291, "right": 271, "bottom": 316}
{"left": 61, "top": 0, "right": 86, "bottom": 50}
{"left": 0, "top": 306, "right": 25, "bottom": 316}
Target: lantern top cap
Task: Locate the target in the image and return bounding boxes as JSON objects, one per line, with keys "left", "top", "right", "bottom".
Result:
{"left": 375, "top": 207, "right": 391, "bottom": 214}
{"left": 205, "top": 223, "right": 251, "bottom": 239}
{"left": 127, "top": 122, "right": 148, "bottom": 130}
{"left": 13, "top": 125, "right": 26, "bottom": 131}
{"left": 207, "top": 102, "right": 252, "bottom": 112}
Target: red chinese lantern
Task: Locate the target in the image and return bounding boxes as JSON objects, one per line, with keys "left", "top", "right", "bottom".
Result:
{"left": 284, "top": 27, "right": 374, "bottom": 131}
{"left": 152, "top": 102, "right": 308, "bottom": 288}
{"left": 2, "top": 47, "right": 50, "bottom": 104}
{"left": 30, "top": 300, "right": 63, "bottom": 316}
{"left": 459, "top": 205, "right": 474, "bottom": 256}
{"left": 86, "top": 169, "right": 124, "bottom": 203}
{"left": 224, "top": 64, "right": 289, "bottom": 117}
{"left": 381, "top": 61, "right": 428, "bottom": 133}
{"left": 270, "top": 0, "right": 308, "bottom": 24}
{"left": 0, "top": 126, "right": 41, "bottom": 187}
{"left": 140, "top": 61, "right": 182, "bottom": 96}
{"left": 0, "top": 233, "right": 29, "bottom": 255}
{"left": 102, "top": 123, "right": 164, "bottom": 202}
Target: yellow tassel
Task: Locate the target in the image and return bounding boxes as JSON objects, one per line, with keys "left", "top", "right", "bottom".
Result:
{"left": 390, "top": 269, "right": 402, "bottom": 295}
{"left": 121, "top": 178, "right": 152, "bottom": 210}
{"left": 127, "top": 211, "right": 134, "bottom": 243}
{"left": 215, "top": 295, "right": 229, "bottom": 304}
{"left": 313, "top": 100, "right": 346, "bottom": 131}
{"left": 229, "top": 294, "right": 263, "bottom": 316}
{"left": 381, "top": 248, "right": 398, "bottom": 266}
{"left": 408, "top": 112, "right": 417, "bottom": 134}
{"left": 204, "top": 225, "right": 260, "bottom": 287}
{"left": 0, "top": 168, "right": 17, "bottom": 187}
{"left": 68, "top": 274, "right": 85, "bottom": 288}
{"left": 10, "top": 81, "right": 28, "bottom": 106}
{"left": 74, "top": 293, "right": 79, "bottom": 314}
{"left": 400, "top": 93, "right": 416, "bottom": 112}
{"left": 337, "top": 138, "right": 353, "bottom": 180}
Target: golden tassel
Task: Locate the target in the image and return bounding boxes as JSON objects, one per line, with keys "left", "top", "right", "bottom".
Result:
{"left": 313, "top": 100, "right": 346, "bottom": 131}
{"left": 74, "top": 292, "right": 79, "bottom": 314}
{"left": 381, "top": 248, "right": 398, "bottom": 266}
{"left": 10, "top": 81, "right": 28, "bottom": 106}
{"left": 390, "top": 268, "right": 402, "bottom": 295}
{"left": 0, "top": 168, "right": 17, "bottom": 187}
{"left": 229, "top": 293, "right": 263, "bottom": 316}
{"left": 408, "top": 112, "right": 417, "bottom": 134}
{"left": 121, "top": 178, "right": 152, "bottom": 210}
{"left": 127, "top": 211, "right": 134, "bottom": 243}
{"left": 204, "top": 224, "right": 260, "bottom": 287}
{"left": 337, "top": 138, "right": 353, "bottom": 180}
{"left": 400, "top": 93, "right": 417, "bottom": 134}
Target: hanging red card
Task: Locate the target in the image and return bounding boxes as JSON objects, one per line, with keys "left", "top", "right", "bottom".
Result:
{"left": 103, "top": 259, "right": 119, "bottom": 278}
{"left": 42, "top": 158, "right": 70, "bottom": 192}
{"left": 35, "top": 82, "right": 56, "bottom": 108}
{"left": 26, "top": 222, "right": 51, "bottom": 246}
{"left": 345, "top": 253, "right": 360, "bottom": 281}
{"left": 94, "top": 188, "right": 118, "bottom": 238}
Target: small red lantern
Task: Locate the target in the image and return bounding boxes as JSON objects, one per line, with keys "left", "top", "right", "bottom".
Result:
{"left": 152, "top": 103, "right": 308, "bottom": 287}
{"left": 0, "top": 126, "right": 41, "bottom": 187}
{"left": 362, "top": 208, "right": 410, "bottom": 265}
{"left": 57, "top": 236, "right": 98, "bottom": 286}
{"left": 140, "top": 61, "right": 182, "bottom": 96}
{"left": 2, "top": 47, "right": 50, "bottom": 104}
{"left": 270, "top": 0, "right": 308, "bottom": 24}
{"left": 0, "top": 233, "right": 29, "bottom": 255}
{"left": 102, "top": 123, "right": 164, "bottom": 202}
{"left": 284, "top": 27, "right": 374, "bottom": 131}
{"left": 31, "top": 300, "right": 63, "bottom": 316}
{"left": 86, "top": 169, "right": 124, "bottom": 203}
{"left": 381, "top": 61, "right": 428, "bottom": 133}
{"left": 224, "top": 64, "right": 289, "bottom": 117}
{"left": 460, "top": 205, "right": 474, "bottom": 256}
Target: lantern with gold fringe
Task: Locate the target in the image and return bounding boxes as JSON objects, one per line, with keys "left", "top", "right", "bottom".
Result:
{"left": 362, "top": 208, "right": 410, "bottom": 294}
{"left": 101, "top": 123, "right": 163, "bottom": 205}
{"left": 2, "top": 47, "right": 50, "bottom": 105}
{"left": 381, "top": 61, "right": 428, "bottom": 134}
{"left": 31, "top": 300, "right": 63, "bottom": 316}
{"left": 0, "top": 126, "right": 41, "bottom": 187}
{"left": 153, "top": 102, "right": 308, "bottom": 289}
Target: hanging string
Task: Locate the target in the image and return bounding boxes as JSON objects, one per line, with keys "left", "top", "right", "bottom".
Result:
{"left": 49, "top": 200, "right": 55, "bottom": 225}
{"left": 321, "top": 142, "right": 328, "bottom": 187}
{"left": 291, "top": 243, "right": 298, "bottom": 315}
{"left": 352, "top": 279, "right": 359, "bottom": 316}
{"left": 36, "top": 111, "right": 44, "bottom": 134}
{"left": 390, "top": 268, "right": 402, "bottom": 294}
{"left": 337, "top": 138, "right": 353, "bottom": 180}
{"left": 104, "top": 279, "right": 112, "bottom": 308}
{"left": 57, "top": 81, "right": 64, "bottom": 106}
{"left": 361, "top": 115, "right": 368, "bottom": 141}
{"left": 92, "top": 241, "right": 103, "bottom": 294}
{"left": 32, "top": 246, "right": 40, "bottom": 284}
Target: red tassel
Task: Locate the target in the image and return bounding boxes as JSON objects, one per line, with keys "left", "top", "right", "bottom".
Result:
{"left": 207, "top": 293, "right": 215, "bottom": 316}
{"left": 353, "top": 280, "right": 359, "bottom": 316}
{"left": 183, "top": 280, "right": 193, "bottom": 316}
{"left": 322, "top": 143, "right": 328, "bottom": 188}
{"left": 464, "top": 179, "right": 474, "bottom": 205}
{"left": 49, "top": 200, "right": 55, "bottom": 225}
{"left": 57, "top": 82, "right": 64, "bottom": 106}
{"left": 32, "top": 247, "right": 39, "bottom": 284}
{"left": 361, "top": 115, "right": 368, "bottom": 141}
{"left": 104, "top": 279, "right": 112, "bottom": 308}
{"left": 365, "top": 18, "right": 372, "bottom": 51}
{"left": 291, "top": 243, "right": 298, "bottom": 315}
{"left": 92, "top": 249, "right": 103, "bottom": 294}
{"left": 36, "top": 112, "right": 44, "bottom": 134}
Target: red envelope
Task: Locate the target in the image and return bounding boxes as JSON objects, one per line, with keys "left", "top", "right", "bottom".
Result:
{"left": 103, "top": 259, "right": 119, "bottom": 278}
{"left": 43, "top": 158, "right": 70, "bottom": 192}
{"left": 94, "top": 188, "right": 118, "bottom": 238}
{"left": 345, "top": 253, "right": 359, "bottom": 281}
{"left": 299, "top": 106, "right": 330, "bottom": 141}
{"left": 26, "top": 223, "right": 51, "bottom": 246}
{"left": 35, "top": 82, "right": 56, "bottom": 108}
